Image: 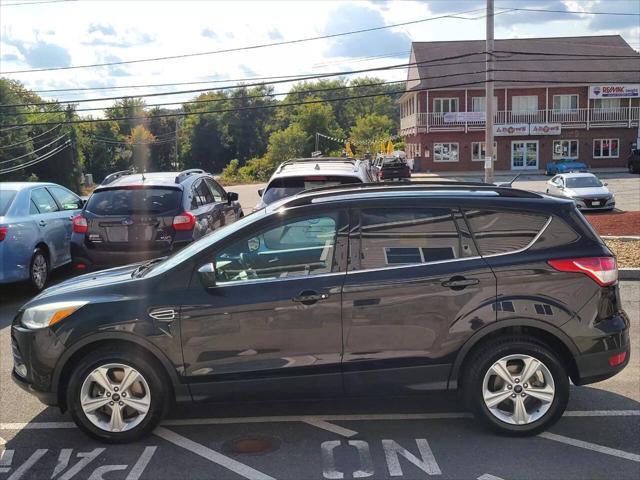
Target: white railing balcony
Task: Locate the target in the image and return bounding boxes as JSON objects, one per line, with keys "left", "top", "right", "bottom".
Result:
{"left": 400, "top": 107, "right": 640, "bottom": 132}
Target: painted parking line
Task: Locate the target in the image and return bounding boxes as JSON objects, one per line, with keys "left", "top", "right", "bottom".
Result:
{"left": 1, "top": 410, "right": 638, "bottom": 432}
{"left": 301, "top": 418, "right": 359, "bottom": 438}
{"left": 153, "top": 427, "right": 275, "bottom": 480}
{"left": 539, "top": 432, "right": 640, "bottom": 463}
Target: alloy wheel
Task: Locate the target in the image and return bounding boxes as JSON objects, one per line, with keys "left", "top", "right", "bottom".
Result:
{"left": 482, "top": 354, "right": 555, "bottom": 425}
{"left": 31, "top": 253, "right": 47, "bottom": 290}
{"left": 80, "top": 363, "right": 151, "bottom": 433}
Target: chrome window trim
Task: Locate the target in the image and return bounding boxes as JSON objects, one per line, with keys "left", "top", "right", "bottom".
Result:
{"left": 482, "top": 215, "right": 553, "bottom": 258}
{"left": 346, "top": 254, "right": 483, "bottom": 275}
{"left": 212, "top": 270, "right": 346, "bottom": 287}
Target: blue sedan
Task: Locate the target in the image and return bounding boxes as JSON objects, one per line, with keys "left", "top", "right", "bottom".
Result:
{"left": 0, "top": 182, "right": 83, "bottom": 291}
{"left": 545, "top": 159, "right": 588, "bottom": 176}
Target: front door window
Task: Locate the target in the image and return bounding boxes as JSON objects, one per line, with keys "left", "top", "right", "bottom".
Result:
{"left": 511, "top": 141, "right": 538, "bottom": 169}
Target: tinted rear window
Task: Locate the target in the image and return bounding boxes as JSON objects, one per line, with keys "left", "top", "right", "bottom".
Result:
{"left": 86, "top": 187, "right": 182, "bottom": 215}
{"left": 0, "top": 190, "right": 16, "bottom": 216}
{"left": 464, "top": 209, "right": 550, "bottom": 255}
{"left": 263, "top": 175, "right": 361, "bottom": 204}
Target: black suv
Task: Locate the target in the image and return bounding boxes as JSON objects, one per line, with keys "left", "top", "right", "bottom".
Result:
{"left": 12, "top": 182, "right": 629, "bottom": 442}
{"left": 71, "top": 169, "right": 242, "bottom": 271}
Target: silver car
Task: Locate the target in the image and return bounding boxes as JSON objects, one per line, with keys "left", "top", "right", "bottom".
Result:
{"left": 546, "top": 172, "right": 615, "bottom": 210}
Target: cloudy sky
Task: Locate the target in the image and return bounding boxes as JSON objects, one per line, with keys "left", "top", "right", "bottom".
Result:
{"left": 1, "top": 0, "right": 638, "bottom": 113}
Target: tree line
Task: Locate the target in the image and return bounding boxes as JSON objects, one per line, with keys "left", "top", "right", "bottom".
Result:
{"left": 0, "top": 77, "right": 402, "bottom": 190}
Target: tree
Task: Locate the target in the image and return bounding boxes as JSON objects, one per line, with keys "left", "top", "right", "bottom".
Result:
{"left": 350, "top": 114, "right": 394, "bottom": 154}
{"left": 127, "top": 125, "right": 155, "bottom": 173}
{"left": 292, "top": 102, "right": 344, "bottom": 156}
{"left": 148, "top": 109, "right": 178, "bottom": 171}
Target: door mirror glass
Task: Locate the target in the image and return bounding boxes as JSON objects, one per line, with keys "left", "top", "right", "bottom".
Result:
{"left": 258, "top": 188, "right": 264, "bottom": 197}
{"left": 197, "top": 262, "right": 216, "bottom": 288}
{"left": 227, "top": 191, "right": 239, "bottom": 202}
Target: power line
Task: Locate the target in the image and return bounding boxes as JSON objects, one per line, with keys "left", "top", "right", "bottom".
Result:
{"left": 84, "top": 135, "right": 177, "bottom": 146}
{"left": 507, "top": 7, "right": 640, "bottom": 16}
{"left": 0, "top": 7, "right": 487, "bottom": 74}
{"left": 11, "top": 68, "right": 640, "bottom": 116}
{"left": 6, "top": 49, "right": 640, "bottom": 109}
{"left": 0, "top": 0, "right": 76, "bottom": 6}
{"left": 0, "top": 133, "right": 68, "bottom": 164}
{"left": 0, "top": 124, "right": 61, "bottom": 148}
{"left": 0, "top": 52, "right": 486, "bottom": 107}
{"left": 0, "top": 140, "right": 71, "bottom": 175}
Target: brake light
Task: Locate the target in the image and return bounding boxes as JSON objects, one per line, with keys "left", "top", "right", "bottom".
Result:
{"left": 72, "top": 215, "right": 88, "bottom": 233}
{"left": 0, "top": 226, "right": 7, "bottom": 241}
{"left": 608, "top": 351, "right": 627, "bottom": 367}
{"left": 173, "top": 212, "right": 196, "bottom": 231}
{"left": 548, "top": 257, "right": 617, "bottom": 286}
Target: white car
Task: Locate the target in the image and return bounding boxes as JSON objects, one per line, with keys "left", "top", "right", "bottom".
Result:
{"left": 546, "top": 172, "right": 615, "bottom": 210}
{"left": 254, "top": 157, "right": 377, "bottom": 210}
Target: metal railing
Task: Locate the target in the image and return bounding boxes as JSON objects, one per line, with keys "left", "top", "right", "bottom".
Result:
{"left": 400, "top": 107, "right": 640, "bottom": 131}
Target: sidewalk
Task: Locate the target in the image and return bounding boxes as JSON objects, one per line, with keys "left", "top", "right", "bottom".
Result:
{"left": 411, "top": 168, "right": 629, "bottom": 179}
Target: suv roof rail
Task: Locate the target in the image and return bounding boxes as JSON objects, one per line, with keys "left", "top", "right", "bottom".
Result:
{"left": 101, "top": 169, "right": 134, "bottom": 185}
{"left": 275, "top": 157, "right": 356, "bottom": 173}
{"left": 281, "top": 181, "right": 541, "bottom": 205}
{"left": 175, "top": 168, "right": 205, "bottom": 184}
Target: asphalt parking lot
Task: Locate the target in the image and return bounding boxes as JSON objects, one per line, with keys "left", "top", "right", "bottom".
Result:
{"left": 1, "top": 274, "right": 638, "bottom": 479}
{"left": 1, "top": 178, "right": 639, "bottom": 480}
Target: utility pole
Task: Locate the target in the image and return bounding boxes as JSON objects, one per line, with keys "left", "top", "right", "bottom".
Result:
{"left": 174, "top": 117, "right": 181, "bottom": 170}
{"left": 484, "top": 0, "right": 495, "bottom": 184}
{"left": 315, "top": 132, "right": 320, "bottom": 153}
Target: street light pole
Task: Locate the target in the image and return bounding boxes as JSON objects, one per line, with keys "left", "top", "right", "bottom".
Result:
{"left": 484, "top": 0, "right": 495, "bottom": 184}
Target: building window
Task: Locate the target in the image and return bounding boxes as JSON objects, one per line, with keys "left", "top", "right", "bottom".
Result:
{"left": 472, "top": 142, "right": 498, "bottom": 161}
{"left": 553, "top": 140, "right": 579, "bottom": 159}
{"left": 471, "top": 96, "right": 498, "bottom": 112}
{"left": 433, "top": 98, "right": 459, "bottom": 113}
{"left": 553, "top": 95, "right": 578, "bottom": 111}
{"left": 593, "top": 98, "right": 621, "bottom": 110}
{"left": 512, "top": 95, "right": 538, "bottom": 113}
{"left": 434, "top": 143, "right": 459, "bottom": 162}
{"left": 593, "top": 139, "right": 619, "bottom": 158}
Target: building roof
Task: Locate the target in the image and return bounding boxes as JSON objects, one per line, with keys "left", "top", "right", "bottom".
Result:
{"left": 406, "top": 35, "right": 640, "bottom": 91}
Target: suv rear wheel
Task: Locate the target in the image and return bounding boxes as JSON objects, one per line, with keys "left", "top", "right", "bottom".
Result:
{"left": 66, "top": 346, "right": 167, "bottom": 443}
{"left": 463, "top": 336, "right": 569, "bottom": 436}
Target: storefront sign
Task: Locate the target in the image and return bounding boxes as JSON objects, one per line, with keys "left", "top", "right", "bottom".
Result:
{"left": 494, "top": 124, "right": 529, "bottom": 136}
{"left": 443, "top": 112, "right": 486, "bottom": 123}
{"left": 589, "top": 84, "right": 640, "bottom": 99}
{"left": 530, "top": 123, "right": 561, "bottom": 135}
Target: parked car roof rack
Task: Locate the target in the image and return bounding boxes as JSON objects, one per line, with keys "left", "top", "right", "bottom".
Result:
{"left": 101, "top": 169, "right": 134, "bottom": 185}
{"left": 175, "top": 168, "right": 205, "bottom": 184}
{"left": 275, "top": 157, "right": 357, "bottom": 173}
{"left": 280, "top": 181, "right": 541, "bottom": 207}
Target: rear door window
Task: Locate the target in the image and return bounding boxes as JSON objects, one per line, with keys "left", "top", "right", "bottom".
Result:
{"left": 463, "top": 209, "right": 550, "bottom": 255}
{"left": 205, "top": 178, "right": 226, "bottom": 202}
{"left": 263, "top": 175, "right": 361, "bottom": 204}
{"left": 191, "top": 179, "right": 215, "bottom": 208}
{"left": 31, "top": 188, "right": 59, "bottom": 213}
{"left": 352, "top": 208, "right": 469, "bottom": 270}
{"left": 48, "top": 186, "right": 82, "bottom": 210}
{"left": 86, "top": 188, "right": 182, "bottom": 215}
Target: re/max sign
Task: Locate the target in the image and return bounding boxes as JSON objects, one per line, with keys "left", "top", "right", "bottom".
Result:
{"left": 589, "top": 84, "right": 640, "bottom": 99}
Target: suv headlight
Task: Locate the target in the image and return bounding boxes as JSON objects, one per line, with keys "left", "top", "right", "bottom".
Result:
{"left": 21, "top": 301, "right": 88, "bottom": 330}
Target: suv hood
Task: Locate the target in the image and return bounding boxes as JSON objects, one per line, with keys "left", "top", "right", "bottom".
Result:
{"left": 26, "top": 263, "right": 141, "bottom": 305}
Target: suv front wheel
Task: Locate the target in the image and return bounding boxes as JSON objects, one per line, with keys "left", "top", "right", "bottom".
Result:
{"left": 464, "top": 336, "right": 569, "bottom": 436}
{"left": 66, "top": 346, "right": 167, "bottom": 443}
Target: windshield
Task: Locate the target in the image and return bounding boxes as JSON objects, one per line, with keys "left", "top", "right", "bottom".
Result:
{"left": 382, "top": 157, "right": 405, "bottom": 166}
{"left": 262, "top": 175, "right": 361, "bottom": 205}
{"left": 146, "top": 211, "right": 262, "bottom": 276}
{"left": 0, "top": 190, "right": 17, "bottom": 216}
{"left": 566, "top": 177, "right": 602, "bottom": 188}
{"left": 86, "top": 187, "right": 182, "bottom": 215}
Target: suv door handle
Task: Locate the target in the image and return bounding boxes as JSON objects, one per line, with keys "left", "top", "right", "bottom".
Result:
{"left": 442, "top": 277, "right": 479, "bottom": 290}
{"left": 292, "top": 290, "right": 329, "bottom": 305}
{"left": 38, "top": 220, "right": 47, "bottom": 227}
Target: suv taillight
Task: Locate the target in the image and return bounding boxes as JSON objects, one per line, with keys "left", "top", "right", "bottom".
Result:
{"left": 0, "top": 226, "right": 7, "bottom": 241}
{"left": 548, "top": 257, "right": 617, "bottom": 286}
{"left": 72, "top": 215, "right": 88, "bottom": 233}
{"left": 173, "top": 212, "right": 196, "bottom": 231}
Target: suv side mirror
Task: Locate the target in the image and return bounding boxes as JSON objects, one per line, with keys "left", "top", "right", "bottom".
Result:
{"left": 197, "top": 263, "right": 216, "bottom": 288}
{"left": 258, "top": 188, "right": 264, "bottom": 197}
{"left": 227, "top": 191, "right": 239, "bottom": 203}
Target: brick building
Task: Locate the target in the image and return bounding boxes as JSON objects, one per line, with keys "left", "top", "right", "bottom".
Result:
{"left": 399, "top": 35, "right": 640, "bottom": 172}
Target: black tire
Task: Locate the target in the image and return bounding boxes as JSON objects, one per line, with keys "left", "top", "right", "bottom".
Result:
{"left": 463, "top": 336, "right": 569, "bottom": 436}
{"left": 29, "top": 248, "right": 49, "bottom": 292}
{"left": 66, "top": 346, "right": 167, "bottom": 443}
